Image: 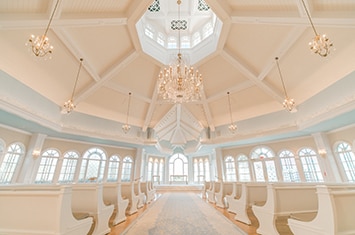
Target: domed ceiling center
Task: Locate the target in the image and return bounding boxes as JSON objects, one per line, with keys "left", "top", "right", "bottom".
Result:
{"left": 136, "top": 0, "right": 223, "bottom": 65}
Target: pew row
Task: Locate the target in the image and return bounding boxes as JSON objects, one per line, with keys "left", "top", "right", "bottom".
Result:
{"left": 215, "top": 182, "right": 234, "bottom": 208}
{"left": 103, "top": 183, "right": 129, "bottom": 225}
{"left": 206, "top": 181, "right": 220, "bottom": 204}
{"left": 225, "top": 182, "right": 242, "bottom": 214}
{"left": 71, "top": 184, "right": 114, "bottom": 235}
{"left": 121, "top": 182, "right": 139, "bottom": 215}
{"left": 252, "top": 184, "right": 318, "bottom": 235}
{"left": 228, "top": 183, "right": 267, "bottom": 225}
{"left": 134, "top": 181, "right": 146, "bottom": 208}
{"left": 288, "top": 185, "right": 355, "bottom": 235}
{"left": 141, "top": 181, "right": 155, "bottom": 203}
{"left": 0, "top": 185, "right": 93, "bottom": 235}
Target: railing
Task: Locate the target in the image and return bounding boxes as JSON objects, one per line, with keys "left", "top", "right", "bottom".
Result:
{"left": 169, "top": 175, "right": 188, "bottom": 184}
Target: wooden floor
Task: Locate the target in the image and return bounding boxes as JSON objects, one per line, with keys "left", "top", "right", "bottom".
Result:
{"left": 108, "top": 191, "right": 259, "bottom": 235}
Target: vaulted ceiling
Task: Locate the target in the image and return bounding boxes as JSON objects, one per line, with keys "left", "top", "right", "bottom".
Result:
{"left": 1, "top": 0, "right": 355, "bottom": 155}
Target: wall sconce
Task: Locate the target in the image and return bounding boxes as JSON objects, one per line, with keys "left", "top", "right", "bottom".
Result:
{"left": 32, "top": 150, "right": 41, "bottom": 159}
{"left": 318, "top": 149, "right": 327, "bottom": 157}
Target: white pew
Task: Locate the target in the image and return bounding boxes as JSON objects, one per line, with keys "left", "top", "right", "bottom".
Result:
{"left": 134, "top": 181, "right": 146, "bottom": 208}
{"left": 288, "top": 185, "right": 355, "bottom": 235}
{"left": 203, "top": 181, "right": 211, "bottom": 199}
{"left": 141, "top": 181, "right": 155, "bottom": 203}
{"left": 229, "top": 183, "right": 267, "bottom": 225}
{"left": 71, "top": 184, "right": 114, "bottom": 235}
{"left": 207, "top": 181, "right": 220, "bottom": 204}
{"left": 103, "top": 183, "right": 129, "bottom": 225}
{"left": 225, "top": 182, "right": 242, "bottom": 214}
{"left": 0, "top": 185, "right": 93, "bottom": 235}
{"left": 121, "top": 182, "right": 139, "bottom": 215}
{"left": 252, "top": 184, "right": 318, "bottom": 235}
{"left": 215, "top": 182, "right": 234, "bottom": 208}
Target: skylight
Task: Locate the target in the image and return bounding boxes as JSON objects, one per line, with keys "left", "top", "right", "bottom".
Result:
{"left": 136, "top": 0, "right": 223, "bottom": 65}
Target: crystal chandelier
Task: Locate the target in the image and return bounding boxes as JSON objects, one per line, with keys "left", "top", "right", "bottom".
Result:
{"left": 122, "top": 92, "right": 132, "bottom": 134}
{"left": 63, "top": 58, "right": 83, "bottom": 114}
{"left": 157, "top": 0, "right": 203, "bottom": 103}
{"left": 25, "top": 0, "right": 60, "bottom": 59}
{"left": 300, "top": 0, "right": 333, "bottom": 57}
{"left": 227, "top": 92, "right": 237, "bottom": 134}
{"left": 275, "top": 57, "right": 295, "bottom": 112}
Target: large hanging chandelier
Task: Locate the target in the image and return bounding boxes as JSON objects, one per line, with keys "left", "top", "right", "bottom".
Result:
{"left": 300, "top": 0, "right": 333, "bottom": 57}
{"left": 63, "top": 58, "right": 84, "bottom": 114}
{"left": 25, "top": 0, "right": 60, "bottom": 59}
{"left": 157, "top": 0, "right": 203, "bottom": 103}
{"left": 275, "top": 57, "right": 295, "bottom": 112}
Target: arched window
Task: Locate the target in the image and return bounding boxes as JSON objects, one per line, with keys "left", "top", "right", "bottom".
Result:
{"left": 251, "top": 146, "right": 277, "bottom": 182}
{"left": 121, "top": 156, "right": 133, "bottom": 182}
{"left": 237, "top": 155, "right": 250, "bottom": 182}
{"left": 147, "top": 158, "right": 153, "bottom": 181}
{"left": 107, "top": 155, "right": 121, "bottom": 182}
{"left": 204, "top": 158, "right": 210, "bottom": 181}
{"left": 299, "top": 148, "right": 323, "bottom": 182}
{"left": 35, "top": 148, "right": 59, "bottom": 184}
{"left": 58, "top": 151, "right": 79, "bottom": 184}
{"left": 181, "top": 35, "right": 190, "bottom": 49}
{"left": 334, "top": 141, "right": 355, "bottom": 182}
{"left": 279, "top": 150, "right": 300, "bottom": 182}
{"left": 169, "top": 153, "right": 188, "bottom": 178}
{"left": 192, "top": 32, "right": 201, "bottom": 47}
{"left": 0, "top": 142, "right": 25, "bottom": 184}
{"left": 159, "top": 159, "right": 164, "bottom": 182}
{"left": 167, "top": 36, "right": 177, "bottom": 49}
{"left": 225, "top": 156, "right": 236, "bottom": 182}
{"left": 144, "top": 24, "right": 154, "bottom": 39}
{"left": 202, "top": 22, "right": 213, "bottom": 39}
{"left": 79, "top": 147, "right": 106, "bottom": 183}
{"left": 193, "top": 157, "right": 209, "bottom": 183}
{"left": 153, "top": 159, "right": 159, "bottom": 177}
{"left": 157, "top": 32, "right": 165, "bottom": 46}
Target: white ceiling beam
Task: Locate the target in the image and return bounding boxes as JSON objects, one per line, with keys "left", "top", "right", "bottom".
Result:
{"left": 231, "top": 16, "right": 355, "bottom": 28}
{"left": 74, "top": 50, "right": 139, "bottom": 103}
{"left": 221, "top": 49, "right": 284, "bottom": 103}
{"left": 257, "top": 25, "right": 306, "bottom": 81}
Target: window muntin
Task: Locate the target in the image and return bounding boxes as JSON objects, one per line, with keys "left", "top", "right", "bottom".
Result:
{"left": 58, "top": 151, "right": 79, "bottom": 184}
{"left": 121, "top": 156, "right": 133, "bottom": 182}
{"left": 225, "top": 156, "right": 236, "bottom": 182}
{"left": 79, "top": 147, "right": 106, "bottom": 183}
{"left": 169, "top": 153, "right": 188, "bottom": 179}
{"left": 279, "top": 150, "right": 300, "bottom": 182}
{"left": 35, "top": 149, "right": 59, "bottom": 184}
{"left": 335, "top": 141, "right": 355, "bottom": 182}
{"left": 0, "top": 143, "right": 24, "bottom": 184}
{"left": 193, "top": 157, "right": 209, "bottom": 183}
{"left": 237, "top": 155, "right": 250, "bottom": 182}
{"left": 251, "top": 147, "right": 277, "bottom": 182}
{"left": 107, "top": 155, "right": 120, "bottom": 182}
{"left": 299, "top": 148, "right": 323, "bottom": 182}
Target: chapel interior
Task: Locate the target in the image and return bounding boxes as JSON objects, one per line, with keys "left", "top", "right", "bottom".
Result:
{"left": 1, "top": 0, "right": 355, "bottom": 235}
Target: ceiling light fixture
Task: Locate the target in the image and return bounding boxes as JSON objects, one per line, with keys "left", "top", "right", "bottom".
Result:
{"left": 63, "top": 58, "right": 83, "bottom": 114}
{"left": 122, "top": 92, "right": 132, "bottom": 134}
{"left": 300, "top": 0, "right": 333, "bottom": 57}
{"left": 25, "top": 0, "right": 60, "bottom": 59}
{"left": 275, "top": 57, "right": 295, "bottom": 112}
{"left": 157, "top": 0, "right": 203, "bottom": 103}
{"left": 227, "top": 92, "right": 237, "bottom": 134}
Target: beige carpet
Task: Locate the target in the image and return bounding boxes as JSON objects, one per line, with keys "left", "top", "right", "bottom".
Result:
{"left": 122, "top": 192, "right": 247, "bottom": 235}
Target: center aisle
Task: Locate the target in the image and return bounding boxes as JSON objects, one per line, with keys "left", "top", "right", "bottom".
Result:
{"left": 119, "top": 192, "right": 247, "bottom": 235}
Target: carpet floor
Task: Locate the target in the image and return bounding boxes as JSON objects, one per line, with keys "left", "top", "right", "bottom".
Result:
{"left": 122, "top": 192, "right": 247, "bottom": 235}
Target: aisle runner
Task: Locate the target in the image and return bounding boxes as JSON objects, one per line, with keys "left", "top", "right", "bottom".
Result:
{"left": 122, "top": 192, "right": 246, "bottom": 235}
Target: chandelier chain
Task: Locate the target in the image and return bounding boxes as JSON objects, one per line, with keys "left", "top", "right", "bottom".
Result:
{"left": 44, "top": 0, "right": 61, "bottom": 38}
{"left": 275, "top": 57, "right": 288, "bottom": 99}
{"left": 300, "top": 0, "right": 318, "bottom": 36}
{"left": 70, "top": 58, "right": 83, "bottom": 101}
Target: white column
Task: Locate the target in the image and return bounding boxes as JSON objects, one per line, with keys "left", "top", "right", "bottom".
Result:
{"left": 17, "top": 133, "right": 47, "bottom": 184}
{"left": 134, "top": 147, "right": 143, "bottom": 181}
{"left": 215, "top": 148, "right": 223, "bottom": 181}
{"left": 312, "top": 132, "right": 342, "bottom": 182}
